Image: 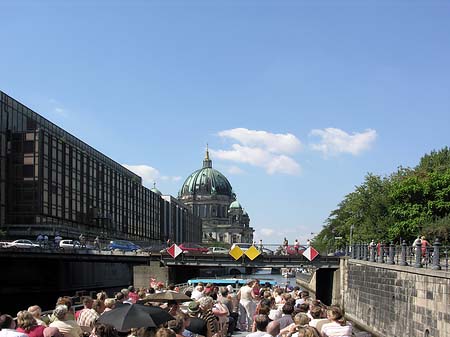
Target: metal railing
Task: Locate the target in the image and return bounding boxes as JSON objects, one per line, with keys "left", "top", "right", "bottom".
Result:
{"left": 347, "top": 239, "right": 449, "bottom": 271}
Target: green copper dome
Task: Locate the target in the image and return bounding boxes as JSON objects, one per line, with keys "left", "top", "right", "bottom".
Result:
{"left": 151, "top": 182, "right": 162, "bottom": 196}
{"left": 179, "top": 149, "right": 233, "bottom": 197}
{"left": 229, "top": 200, "right": 242, "bottom": 209}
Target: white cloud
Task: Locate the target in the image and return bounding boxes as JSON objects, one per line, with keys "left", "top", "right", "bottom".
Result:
{"left": 49, "top": 98, "right": 68, "bottom": 117}
{"left": 309, "top": 128, "right": 377, "bottom": 156}
{"left": 260, "top": 228, "right": 275, "bottom": 237}
{"left": 218, "top": 128, "right": 302, "bottom": 154}
{"left": 122, "top": 164, "right": 180, "bottom": 188}
{"left": 227, "top": 166, "right": 245, "bottom": 175}
{"left": 213, "top": 128, "right": 302, "bottom": 175}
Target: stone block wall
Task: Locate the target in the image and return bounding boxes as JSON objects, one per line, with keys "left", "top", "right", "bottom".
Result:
{"left": 342, "top": 259, "right": 450, "bottom": 337}
{"left": 134, "top": 261, "right": 169, "bottom": 289}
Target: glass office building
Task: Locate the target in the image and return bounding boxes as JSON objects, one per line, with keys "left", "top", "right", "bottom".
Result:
{"left": 0, "top": 91, "right": 201, "bottom": 243}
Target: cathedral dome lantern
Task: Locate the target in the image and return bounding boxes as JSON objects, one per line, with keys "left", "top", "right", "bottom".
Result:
{"left": 150, "top": 182, "right": 162, "bottom": 196}
{"left": 179, "top": 148, "right": 233, "bottom": 198}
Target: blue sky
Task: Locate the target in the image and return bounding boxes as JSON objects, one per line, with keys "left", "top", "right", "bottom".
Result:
{"left": 2, "top": 0, "right": 450, "bottom": 244}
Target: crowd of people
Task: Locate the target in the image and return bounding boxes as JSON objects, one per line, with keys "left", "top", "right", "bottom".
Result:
{"left": 0, "top": 281, "right": 353, "bottom": 337}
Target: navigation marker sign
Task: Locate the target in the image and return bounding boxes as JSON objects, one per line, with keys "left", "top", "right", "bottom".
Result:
{"left": 167, "top": 244, "right": 182, "bottom": 258}
{"left": 303, "top": 246, "right": 319, "bottom": 261}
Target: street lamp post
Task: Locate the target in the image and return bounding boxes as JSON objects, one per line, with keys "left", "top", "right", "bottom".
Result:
{"left": 349, "top": 225, "right": 355, "bottom": 256}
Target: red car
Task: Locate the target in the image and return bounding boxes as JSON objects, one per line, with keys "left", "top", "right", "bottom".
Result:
{"left": 178, "top": 243, "right": 209, "bottom": 253}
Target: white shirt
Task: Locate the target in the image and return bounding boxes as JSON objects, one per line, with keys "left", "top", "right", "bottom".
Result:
{"left": 321, "top": 321, "right": 352, "bottom": 337}
{"left": 0, "top": 329, "right": 29, "bottom": 337}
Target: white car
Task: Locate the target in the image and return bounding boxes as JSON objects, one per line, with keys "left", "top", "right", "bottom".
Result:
{"left": 59, "top": 239, "right": 81, "bottom": 249}
{"left": 207, "top": 247, "right": 229, "bottom": 254}
{"left": 5, "top": 239, "right": 39, "bottom": 249}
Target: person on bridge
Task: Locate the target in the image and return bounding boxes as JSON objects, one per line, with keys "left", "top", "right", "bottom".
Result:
{"left": 79, "top": 234, "right": 86, "bottom": 249}
{"left": 421, "top": 236, "right": 431, "bottom": 257}
{"left": 54, "top": 234, "right": 63, "bottom": 249}
{"left": 94, "top": 237, "right": 101, "bottom": 251}
{"left": 294, "top": 240, "right": 300, "bottom": 254}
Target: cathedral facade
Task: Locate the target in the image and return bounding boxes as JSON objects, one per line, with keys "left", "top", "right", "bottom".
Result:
{"left": 178, "top": 150, "right": 254, "bottom": 244}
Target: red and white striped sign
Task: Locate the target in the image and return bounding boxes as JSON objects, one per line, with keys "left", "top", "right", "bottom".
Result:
{"left": 303, "top": 246, "right": 319, "bottom": 261}
{"left": 167, "top": 244, "right": 182, "bottom": 258}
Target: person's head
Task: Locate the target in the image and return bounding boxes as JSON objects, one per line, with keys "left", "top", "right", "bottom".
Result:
{"left": 56, "top": 296, "right": 72, "bottom": 311}
{"left": 0, "top": 314, "right": 15, "bottom": 329}
{"left": 93, "top": 300, "right": 105, "bottom": 314}
{"left": 93, "top": 322, "right": 119, "bottom": 337}
{"left": 198, "top": 296, "right": 214, "bottom": 311}
{"left": 296, "top": 326, "right": 319, "bottom": 337}
{"left": 254, "top": 314, "right": 269, "bottom": 332}
{"left": 27, "top": 305, "right": 43, "bottom": 319}
{"left": 176, "top": 312, "right": 190, "bottom": 329}
{"left": 138, "top": 290, "right": 147, "bottom": 299}
{"left": 97, "top": 292, "right": 108, "bottom": 302}
{"left": 121, "top": 289, "right": 129, "bottom": 297}
{"left": 83, "top": 296, "right": 94, "bottom": 308}
{"left": 43, "top": 327, "right": 63, "bottom": 337}
{"left": 155, "top": 328, "right": 176, "bottom": 337}
{"left": 219, "top": 287, "right": 228, "bottom": 297}
{"left": 115, "top": 292, "right": 125, "bottom": 302}
{"left": 167, "top": 316, "right": 184, "bottom": 334}
{"left": 327, "top": 306, "right": 346, "bottom": 325}
{"left": 281, "top": 304, "right": 294, "bottom": 315}
{"left": 16, "top": 310, "right": 37, "bottom": 331}
{"left": 187, "top": 301, "right": 200, "bottom": 315}
{"left": 104, "top": 298, "right": 116, "bottom": 310}
{"left": 53, "top": 305, "right": 68, "bottom": 321}
{"left": 293, "top": 313, "right": 310, "bottom": 326}
{"left": 136, "top": 327, "right": 156, "bottom": 337}
{"left": 297, "top": 303, "right": 309, "bottom": 314}
{"left": 266, "top": 320, "right": 280, "bottom": 337}
{"left": 309, "top": 306, "right": 323, "bottom": 319}
{"left": 128, "top": 286, "right": 135, "bottom": 293}
{"left": 257, "top": 305, "right": 270, "bottom": 316}
{"left": 421, "top": 236, "right": 426, "bottom": 240}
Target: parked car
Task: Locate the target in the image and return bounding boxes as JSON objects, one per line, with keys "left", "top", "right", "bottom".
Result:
{"left": 178, "top": 243, "right": 209, "bottom": 254}
{"left": 230, "top": 243, "right": 273, "bottom": 255}
{"left": 108, "top": 240, "right": 141, "bottom": 252}
{"left": 4, "top": 239, "right": 39, "bottom": 249}
{"left": 140, "top": 243, "right": 166, "bottom": 253}
{"left": 207, "top": 246, "right": 229, "bottom": 254}
{"left": 59, "top": 239, "right": 81, "bottom": 249}
{"left": 230, "top": 243, "right": 253, "bottom": 252}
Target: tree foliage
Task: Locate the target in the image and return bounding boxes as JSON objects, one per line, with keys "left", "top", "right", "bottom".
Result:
{"left": 313, "top": 148, "right": 450, "bottom": 252}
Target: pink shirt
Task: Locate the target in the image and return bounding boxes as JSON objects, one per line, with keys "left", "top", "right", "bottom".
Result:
{"left": 17, "top": 325, "right": 46, "bottom": 337}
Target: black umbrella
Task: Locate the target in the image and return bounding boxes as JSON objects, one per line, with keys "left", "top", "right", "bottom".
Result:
{"left": 135, "top": 304, "right": 175, "bottom": 326}
{"left": 97, "top": 304, "right": 156, "bottom": 332}
{"left": 145, "top": 291, "right": 191, "bottom": 303}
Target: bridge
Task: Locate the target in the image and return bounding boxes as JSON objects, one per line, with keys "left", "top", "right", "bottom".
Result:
{"left": 160, "top": 252, "right": 340, "bottom": 268}
{"left": 0, "top": 247, "right": 340, "bottom": 268}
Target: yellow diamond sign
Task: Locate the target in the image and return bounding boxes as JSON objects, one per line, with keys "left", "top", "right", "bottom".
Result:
{"left": 229, "top": 246, "right": 244, "bottom": 260}
{"left": 245, "top": 246, "right": 261, "bottom": 260}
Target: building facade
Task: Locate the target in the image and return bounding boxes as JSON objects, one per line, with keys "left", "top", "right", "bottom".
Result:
{"left": 0, "top": 91, "right": 201, "bottom": 244}
{"left": 178, "top": 150, "right": 254, "bottom": 243}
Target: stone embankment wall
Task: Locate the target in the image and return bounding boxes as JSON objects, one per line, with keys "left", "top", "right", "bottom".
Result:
{"left": 341, "top": 259, "right": 450, "bottom": 337}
